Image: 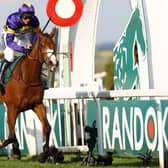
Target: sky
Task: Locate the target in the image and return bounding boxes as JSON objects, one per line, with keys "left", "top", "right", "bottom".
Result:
{"left": 0, "top": 0, "right": 132, "bottom": 46}
{"left": 96, "top": 0, "right": 131, "bottom": 44}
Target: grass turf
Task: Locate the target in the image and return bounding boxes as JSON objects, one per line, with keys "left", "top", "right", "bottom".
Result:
{"left": 0, "top": 154, "right": 159, "bottom": 168}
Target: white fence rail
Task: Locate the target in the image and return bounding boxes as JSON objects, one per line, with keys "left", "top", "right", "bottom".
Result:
{"left": 43, "top": 97, "right": 88, "bottom": 153}
{"left": 44, "top": 87, "right": 168, "bottom": 99}
{"left": 9, "top": 88, "right": 166, "bottom": 165}
{"left": 43, "top": 87, "right": 168, "bottom": 168}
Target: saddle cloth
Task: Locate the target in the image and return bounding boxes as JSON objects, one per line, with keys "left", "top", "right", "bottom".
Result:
{"left": 0, "top": 56, "right": 23, "bottom": 85}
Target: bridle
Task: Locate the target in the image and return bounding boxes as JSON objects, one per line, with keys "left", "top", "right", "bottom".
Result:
{"left": 27, "top": 36, "right": 57, "bottom": 64}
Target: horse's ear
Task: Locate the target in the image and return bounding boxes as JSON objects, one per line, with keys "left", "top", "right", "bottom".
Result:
{"left": 50, "top": 27, "right": 57, "bottom": 38}
{"left": 34, "top": 27, "right": 43, "bottom": 38}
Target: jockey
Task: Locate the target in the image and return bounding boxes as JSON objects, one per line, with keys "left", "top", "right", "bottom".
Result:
{"left": 0, "top": 2, "right": 39, "bottom": 84}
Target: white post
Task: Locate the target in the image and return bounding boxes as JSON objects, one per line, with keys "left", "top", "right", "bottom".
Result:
{"left": 71, "top": 100, "right": 77, "bottom": 146}
{"left": 70, "top": 0, "right": 102, "bottom": 87}
{"left": 157, "top": 101, "right": 164, "bottom": 168}
{"left": 79, "top": 99, "right": 85, "bottom": 145}
{"left": 96, "top": 98, "right": 104, "bottom": 155}
{"left": 57, "top": 99, "right": 63, "bottom": 146}
{"left": 59, "top": 27, "right": 71, "bottom": 146}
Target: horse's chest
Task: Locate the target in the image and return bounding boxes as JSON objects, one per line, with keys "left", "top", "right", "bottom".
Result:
{"left": 26, "top": 87, "right": 43, "bottom": 101}
{"left": 18, "top": 87, "right": 43, "bottom": 108}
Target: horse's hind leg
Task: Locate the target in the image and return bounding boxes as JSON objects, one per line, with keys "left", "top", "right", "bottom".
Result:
{"left": 12, "top": 136, "right": 21, "bottom": 159}
{"left": 33, "top": 104, "right": 51, "bottom": 153}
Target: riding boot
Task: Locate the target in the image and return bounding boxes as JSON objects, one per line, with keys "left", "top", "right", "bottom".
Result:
{"left": 0, "top": 60, "right": 10, "bottom": 85}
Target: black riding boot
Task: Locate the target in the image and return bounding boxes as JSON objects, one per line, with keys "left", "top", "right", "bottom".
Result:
{"left": 0, "top": 60, "right": 10, "bottom": 85}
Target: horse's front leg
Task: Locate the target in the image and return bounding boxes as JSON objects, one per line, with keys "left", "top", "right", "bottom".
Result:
{"left": 0, "top": 106, "right": 21, "bottom": 159}
{"left": 33, "top": 104, "right": 51, "bottom": 153}
{"left": 0, "top": 106, "right": 18, "bottom": 147}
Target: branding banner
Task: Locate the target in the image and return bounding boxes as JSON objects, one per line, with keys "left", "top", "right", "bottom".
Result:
{"left": 0, "top": 99, "right": 167, "bottom": 157}
{"left": 113, "top": 7, "right": 149, "bottom": 90}
{"left": 87, "top": 100, "right": 168, "bottom": 156}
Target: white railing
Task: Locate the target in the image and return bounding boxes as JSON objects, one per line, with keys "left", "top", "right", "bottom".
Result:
{"left": 43, "top": 87, "right": 168, "bottom": 168}
{"left": 10, "top": 87, "right": 166, "bottom": 165}
{"left": 44, "top": 87, "right": 168, "bottom": 99}
{"left": 44, "top": 97, "right": 88, "bottom": 153}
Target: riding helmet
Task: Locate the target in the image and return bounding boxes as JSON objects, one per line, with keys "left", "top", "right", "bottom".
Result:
{"left": 18, "top": 2, "right": 35, "bottom": 15}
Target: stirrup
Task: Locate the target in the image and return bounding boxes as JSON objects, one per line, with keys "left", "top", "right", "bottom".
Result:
{"left": 0, "top": 73, "right": 5, "bottom": 87}
{"left": 0, "top": 80, "right": 5, "bottom": 88}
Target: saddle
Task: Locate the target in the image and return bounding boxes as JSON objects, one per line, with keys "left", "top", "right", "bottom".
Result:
{"left": 0, "top": 56, "right": 22, "bottom": 85}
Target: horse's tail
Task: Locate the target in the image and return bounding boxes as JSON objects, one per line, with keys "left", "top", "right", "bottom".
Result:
{"left": 0, "top": 52, "right": 4, "bottom": 58}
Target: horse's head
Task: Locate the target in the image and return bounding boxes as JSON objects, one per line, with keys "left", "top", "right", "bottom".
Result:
{"left": 34, "top": 27, "right": 58, "bottom": 70}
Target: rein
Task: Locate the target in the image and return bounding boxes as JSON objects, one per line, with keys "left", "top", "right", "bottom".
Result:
{"left": 27, "top": 54, "right": 43, "bottom": 63}
{"left": 12, "top": 55, "right": 42, "bottom": 87}
{"left": 27, "top": 50, "right": 56, "bottom": 64}
{"left": 27, "top": 37, "right": 56, "bottom": 63}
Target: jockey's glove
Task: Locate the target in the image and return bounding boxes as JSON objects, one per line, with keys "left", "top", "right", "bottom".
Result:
{"left": 23, "top": 48, "right": 32, "bottom": 55}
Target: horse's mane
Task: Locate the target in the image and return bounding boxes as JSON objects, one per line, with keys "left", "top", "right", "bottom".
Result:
{"left": 43, "top": 33, "right": 50, "bottom": 37}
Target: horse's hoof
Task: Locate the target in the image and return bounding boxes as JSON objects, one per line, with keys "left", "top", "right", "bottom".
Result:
{"left": 12, "top": 150, "right": 21, "bottom": 160}
{"left": 8, "top": 154, "right": 21, "bottom": 160}
{"left": 13, "top": 154, "right": 21, "bottom": 160}
{"left": 38, "top": 152, "right": 48, "bottom": 163}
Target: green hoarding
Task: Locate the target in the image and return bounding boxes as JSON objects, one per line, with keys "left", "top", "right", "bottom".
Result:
{"left": 87, "top": 99, "right": 168, "bottom": 156}
{"left": 113, "top": 7, "right": 148, "bottom": 90}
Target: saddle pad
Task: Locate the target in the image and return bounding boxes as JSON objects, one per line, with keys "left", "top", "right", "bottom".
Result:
{"left": 0, "top": 56, "right": 23, "bottom": 84}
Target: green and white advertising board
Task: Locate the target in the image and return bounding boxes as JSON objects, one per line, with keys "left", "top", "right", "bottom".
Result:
{"left": 109, "top": 1, "right": 168, "bottom": 166}
{"left": 113, "top": 6, "right": 149, "bottom": 90}
{"left": 87, "top": 100, "right": 168, "bottom": 157}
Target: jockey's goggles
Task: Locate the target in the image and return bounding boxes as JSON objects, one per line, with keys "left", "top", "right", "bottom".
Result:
{"left": 21, "top": 13, "right": 34, "bottom": 20}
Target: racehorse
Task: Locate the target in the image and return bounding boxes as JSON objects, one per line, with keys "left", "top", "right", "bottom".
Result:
{"left": 0, "top": 27, "right": 58, "bottom": 161}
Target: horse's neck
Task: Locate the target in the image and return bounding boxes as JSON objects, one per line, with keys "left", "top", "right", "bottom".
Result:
{"left": 13, "top": 41, "right": 43, "bottom": 84}
{"left": 20, "top": 57, "right": 42, "bottom": 84}
{"left": 30, "top": 39, "right": 41, "bottom": 60}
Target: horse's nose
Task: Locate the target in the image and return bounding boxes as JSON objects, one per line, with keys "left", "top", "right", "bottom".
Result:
{"left": 50, "top": 55, "right": 57, "bottom": 65}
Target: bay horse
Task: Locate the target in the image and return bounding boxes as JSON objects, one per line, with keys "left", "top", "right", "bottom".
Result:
{"left": 0, "top": 27, "right": 58, "bottom": 161}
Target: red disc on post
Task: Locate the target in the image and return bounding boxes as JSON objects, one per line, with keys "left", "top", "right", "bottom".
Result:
{"left": 46, "top": 0, "right": 83, "bottom": 27}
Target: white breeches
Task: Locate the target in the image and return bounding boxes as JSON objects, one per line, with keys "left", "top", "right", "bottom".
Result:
{"left": 4, "top": 47, "right": 14, "bottom": 62}
{"left": 2, "top": 31, "right": 33, "bottom": 62}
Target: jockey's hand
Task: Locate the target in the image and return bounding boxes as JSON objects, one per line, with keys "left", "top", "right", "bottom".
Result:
{"left": 26, "top": 43, "right": 32, "bottom": 49}
{"left": 23, "top": 48, "right": 32, "bottom": 55}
